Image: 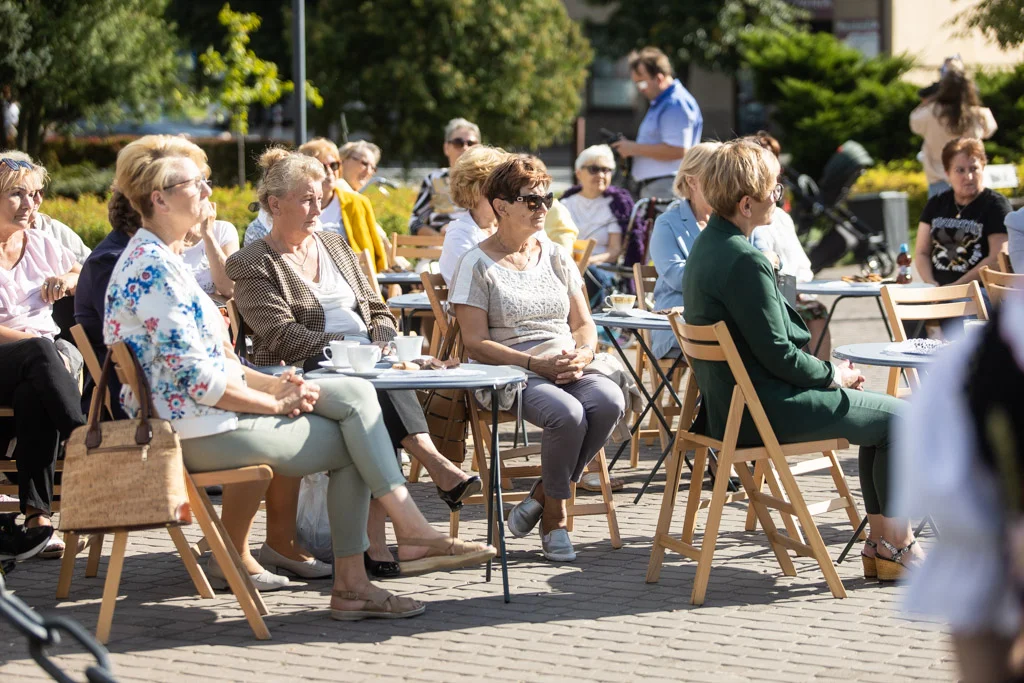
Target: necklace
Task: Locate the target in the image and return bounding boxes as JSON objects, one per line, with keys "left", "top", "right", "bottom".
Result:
{"left": 954, "top": 194, "right": 979, "bottom": 219}
{"left": 270, "top": 234, "right": 315, "bottom": 272}
{"left": 493, "top": 233, "right": 533, "bottom": 271}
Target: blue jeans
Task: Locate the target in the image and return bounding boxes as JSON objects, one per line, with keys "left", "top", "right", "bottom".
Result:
{"left": 585, "top": 264, "right": 617, "bottom": 308}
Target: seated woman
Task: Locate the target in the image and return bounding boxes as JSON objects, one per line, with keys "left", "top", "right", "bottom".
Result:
{"left": 560, "top": 144, "right": 631, "bottom": 303}
{"left": 179, "top": 202, "right": 239, "bottom": 301}
{"left": 747, "top": 132, "right": 831, "bottom": 361}
{"left": 682, "top": 138, "right": 918, "bottom": 579}
{"left": 438, "top": 145, "right": 509, "bottom": 285}
{"left": 338, "top": 140, "right": 381, "bottom": 193}
{"left": 0, "top": 154, "right": 86, "bottom": 557}
{"left": 74, "top": 191, "right": 140, "bottom": 418}
{"left": 227, "top": 148, "right": 482, "bottom": 577}
{"left": 106, "top": 135, "right": 494, "bottom": 618}
{"left": 409, "top": 118, "right": 479, "bottom": 236}
{"left": 915, "top": 137, "right": 1010, "bottom": 289}
{"left": 648, "top": 141, "right": 721, "bottom": 360}
{"left": 450, "top": 155, "right": 625, "bottom": 562}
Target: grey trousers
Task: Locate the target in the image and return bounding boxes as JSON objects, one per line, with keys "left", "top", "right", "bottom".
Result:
{"left": 517, "top": 374, "right": 625, "bottom": 499}
{"left": 180, "top": 377, "right": 405, "bottom": 558}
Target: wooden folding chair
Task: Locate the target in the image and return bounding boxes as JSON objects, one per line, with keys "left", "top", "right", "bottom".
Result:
{"left": 224, "top": 298, "right": 249, "bottom": 360}
{"left": 998, "top": 242, "right": 1013, "bottom": 273}
{"left": 980, "top": 265, "right": 1024, "bottom": 307}
{"left": 0, "top": 405, "right": 40, "bottom": 515}
{"left": 56, "top": 342, "right": 273, "bottom": 643}
{"left": 628, "top": 263, "right": 686, "bottom": 467}
{"left": 391, "top": 233, "right": 444, "bottom": 265}
{"left": 572, "top": 238, "right": 597, "bottom": 275}
{"left": 646, "top": 316, "right": 861, "bottom": 604}
{"left": 880, "top": 282, "right": 988, "bottom": 396}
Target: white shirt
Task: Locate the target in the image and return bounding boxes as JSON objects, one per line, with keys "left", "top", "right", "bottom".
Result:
{"left": 750, "top": 209, "right": 813, "bottom": 283}
{"left": 439, "top": 214, "right": 486, "bottom": 285}
{"left": 319, "top": 194, "right": 343, "bottom": 232}
{"left": 289, "top": 247, "right": 369, "bottom": 340}
{"left": 560, "top": 193, "right": 620, "bottom": 256}
{"left": 181, "top": 220, "right": 239, "bottom": 295}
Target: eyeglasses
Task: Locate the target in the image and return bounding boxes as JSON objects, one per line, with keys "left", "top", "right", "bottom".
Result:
{"left": 769, "top": 182, "right": 784, "bottom": 203}
{"left": 509, "top": 192, "right": 554, "bottom": 212}
{"left": 349, "top": 157, "right": 377, "bottom": 173}
{"left": 448, "top": 137, "right": 479, "bottom": 149}
{"left": 323, "top": 160, "right": 340, "bottom": 173}
{"left": 583, "top": 165, "right": 614, "bottom": 176}
{"left": 0, "top": 158, "right": 34, "bottom": 172}
{"left": 163, "top": 176, "right": 210, "bottom": 192}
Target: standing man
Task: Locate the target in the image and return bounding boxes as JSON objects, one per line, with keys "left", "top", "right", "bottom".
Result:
{"left": 612, "top": 47, "right": 703, "bottom": 199}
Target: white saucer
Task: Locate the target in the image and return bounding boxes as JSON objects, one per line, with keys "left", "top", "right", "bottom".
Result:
{"left": 318, "top": 360, "right": 353, "bottom": 371}
{"left": 342, "top": 369, "right": 384, "bottom": 378}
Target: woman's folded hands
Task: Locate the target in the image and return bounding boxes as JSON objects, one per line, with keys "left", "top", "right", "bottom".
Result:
{"left": 274, "top": 370, "right": 320, "bottom": 417}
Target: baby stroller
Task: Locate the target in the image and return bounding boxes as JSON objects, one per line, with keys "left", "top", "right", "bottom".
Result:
{"left": 786, "top": 140, "right": 896, "bottom": 276}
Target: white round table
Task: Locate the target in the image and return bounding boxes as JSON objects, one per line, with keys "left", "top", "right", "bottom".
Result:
{"left": 386, "top": 292, "right": 432, "bottom": 333}
{"left": 832, "top": 342, "right": 937, "bottom": 370}
{"left": 376, "top": 271, "right": 423, "bottom": 286}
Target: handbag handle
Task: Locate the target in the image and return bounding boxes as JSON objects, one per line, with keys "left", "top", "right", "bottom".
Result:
{"left": 85, "top": 346, "right": 158, "bottom": 449}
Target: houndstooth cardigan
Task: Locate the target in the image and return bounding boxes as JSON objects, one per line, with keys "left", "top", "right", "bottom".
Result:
{"left": 226, "top": 231, "right": 398, "bottom": 366}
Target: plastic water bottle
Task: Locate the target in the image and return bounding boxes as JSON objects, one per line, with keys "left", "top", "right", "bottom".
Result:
{"left": 896, "top": 243, "right": 912, "bottom": 284}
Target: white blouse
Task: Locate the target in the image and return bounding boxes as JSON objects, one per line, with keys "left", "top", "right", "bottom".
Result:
{"left": 288, "top": 246, "right": 369, "bottom": 341}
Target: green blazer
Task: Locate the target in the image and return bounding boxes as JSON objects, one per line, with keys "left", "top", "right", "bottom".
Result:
{"left": 681, "top": 215, "right": 842, "bottom": 445}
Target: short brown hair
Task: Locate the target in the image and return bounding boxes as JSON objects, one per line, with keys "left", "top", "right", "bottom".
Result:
{"left": 941, "top": 137, "right": 987, "bottom": 172}
{"left": 628, "top": 47, "right": 673, "bottom": 78}
{"left": 749, "top": 131, "right": 781, "bottom": 159}
{"left": 483, "top": 154, "right": 552, "bottom": 209}
{"left": 450, "top": 145, "right": 510, "bottom": 209}
{"left": 701, "top": 139, "right": 777, "bottom": 217}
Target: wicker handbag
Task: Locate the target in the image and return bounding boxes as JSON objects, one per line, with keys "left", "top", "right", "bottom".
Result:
{"left": 59, "top": 350, "right": 191, "bottom": 533}
{"left": 421, "top": 388, "right": 469, "bottom": 464}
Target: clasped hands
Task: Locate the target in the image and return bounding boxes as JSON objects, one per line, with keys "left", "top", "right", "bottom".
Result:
{"left": 274, "top": 368, "right": 320, "bottom": 417}
{"left": 836, "top": 359, "right": 866, "bottom": 391}
{"left": 531, "top": 347, "right": 595, "bottom": 385}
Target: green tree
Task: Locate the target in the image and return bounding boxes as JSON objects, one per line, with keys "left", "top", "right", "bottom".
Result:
{"left": 954, "top": 0, "right": 1024, "bottom": 49}
{"left": 9, "top": 0, "right": 183, "bottom": 157}
{"left": 741, "top": 26, "right": 920, "bottom": 175}
{"left": 585, "top": 0, "right": 807, "bottom": 76}
{"left": 307, "top": 0, "right": 593, "bottom": 164}
{"left": 976, "top": 64, "right": 1024, "bottom": 160}
{"left": 200, "top": 3, "right": 322, "bottom": 185}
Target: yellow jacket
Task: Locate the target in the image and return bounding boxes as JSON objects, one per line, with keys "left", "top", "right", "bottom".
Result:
{"left": 544, "top": 198, "right": 579, "bottom": 251}
{"left": 334, "top": 186, "right": 388, "bottom": 272}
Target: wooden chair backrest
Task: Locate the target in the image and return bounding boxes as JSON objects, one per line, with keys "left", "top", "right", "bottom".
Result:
{"left": 225, "top": 299, "right": 242, "bottom": 347}
{"left": 391, "top": 234, "right": 444, "bottom": 262}
{"left": 980, "top": 265, "right": 1024, "bottom": 307}
{"left": 998, "top": 242, "right": 1013, "bottom": 273}
{"left": 632, "top": 263, "right": 658, "bottom": 312}
{"left": 880, "top": 282, "right": 989, "bottom": 342}
{"left": 572, "top": 238, "right": 597, "bottom": 275}
{"left": 70, "top": 324, "right": 114, "bottom": 416}
{"left": 420, "top": 272, "right": 450, "bottom": 337}
{"left": 109, "top": 342, "right": 142, "bottom": 398}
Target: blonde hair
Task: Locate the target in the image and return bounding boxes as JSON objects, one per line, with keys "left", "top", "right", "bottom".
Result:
{"left": 255, "top": 147, "right": 325, "bottom": 213}
{"left": 298, "top": 137, "right": 340, "bottom": 163}
{"left": 339, "top": 140, "right": 382, "bottom": 166}
{"left": 0, "top": 151, "right": 48, "bottom": 193}
{"left": 113, "top": 135, "right": 209, "bottom": 218}
{"left": 701, "top": 139, "right": 777, "bottom": 217}
{"left": 673, "top": 141, "right": 723, "bottom": 199}
{"left": 450, "top": 145, "right": 510, "bottom": 209}
{"left": 574, "top": 144, "right": 615, "bottom": 173}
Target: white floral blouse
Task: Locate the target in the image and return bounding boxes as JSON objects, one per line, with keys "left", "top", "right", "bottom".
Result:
{"left": 104, "top": 229, "right": 240, "bottom": 439}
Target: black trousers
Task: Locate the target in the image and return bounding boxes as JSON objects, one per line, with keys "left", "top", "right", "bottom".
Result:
{"left": 0, "top": 338, "right": 86, "bottom": 515}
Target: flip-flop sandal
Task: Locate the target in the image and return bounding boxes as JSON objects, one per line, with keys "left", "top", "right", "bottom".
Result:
{"left": 396, "top": 537, "right": 497, "bottom": 578}
{"left": 329, "top": 588, "right": 425, "bottom": 621}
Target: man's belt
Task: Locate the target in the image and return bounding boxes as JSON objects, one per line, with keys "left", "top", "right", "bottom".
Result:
{"left": 634, "top": 175, "right": 675, "bottom": 190}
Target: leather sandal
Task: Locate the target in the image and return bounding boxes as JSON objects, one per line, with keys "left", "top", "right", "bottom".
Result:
{"left": 861, "top": 539, "right": 878, "bottom": 579}
{"left": 876, "top": 538, "right": 917, "bottom": 582}
{"left": 396, "top": 536, "right": 497, "bottom": 577}
{"left": 363, "top": 551, "right": 401, "bottom": 579}
{"left": 330, "top": 588, "right": 425, "bottom": 621}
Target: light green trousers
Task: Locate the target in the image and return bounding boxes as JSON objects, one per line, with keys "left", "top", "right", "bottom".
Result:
{"left": 181, "top": 377, "right": 405, "bottom": 557}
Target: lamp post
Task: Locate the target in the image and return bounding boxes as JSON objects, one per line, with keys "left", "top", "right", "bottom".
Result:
{"left": 292, "top": 0, "right": 307, "bottom": 146}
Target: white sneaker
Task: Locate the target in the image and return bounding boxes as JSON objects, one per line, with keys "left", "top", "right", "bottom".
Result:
{"left": 206, "top": 557, "right": 290, "bottom": 592}
{"left": 541, "top": 528, "right": 576, "bottom": 562}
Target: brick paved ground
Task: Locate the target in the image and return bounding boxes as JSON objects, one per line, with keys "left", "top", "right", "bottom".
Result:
{"left": 0, "top": 266, "right": 958, "bottom": 682}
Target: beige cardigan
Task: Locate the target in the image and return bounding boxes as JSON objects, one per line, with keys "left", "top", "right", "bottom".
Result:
{"left": 910, "top": 103, "right": 997, "bottom": 185}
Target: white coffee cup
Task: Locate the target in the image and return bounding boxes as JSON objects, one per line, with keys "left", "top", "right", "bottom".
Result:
{"left": 394, "top": 335, "right": 423, "bottom": 362}
{"left": 322, "top": 340, "right": 361, "bottom": 367}
{"left": 348, "top": 345, "right": 382, "bottom": 372}
{"left": 604, "top": 294, "right": 637, "bottom": 312}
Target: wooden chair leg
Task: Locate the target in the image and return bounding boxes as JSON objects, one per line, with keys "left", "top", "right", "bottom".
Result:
{"left": 593, "top": 449, "right": 621, "bottom": 549}
{"left": 190, "top": 536, "right": 210, "bottom": 560}
{"left": 824, "top": 449, "right": 865, "bottom": 538}
{"left": 690, "top": 449, "right": 734, "bottom": 606}
{"left": 681, "top": 446, "right": 709, "bottom": 545}
{"left": 408, "top": 456, "right": 423, "bottom": 483}
{"left": 55, "top": 531, "right": 80, "bottom": 599}
{"left": 185, "top": 476, "right": 271, "bottom": 639}
{"left": 85, "top": 533, "right": 104, "bottom": 578}
{"left": 885, "top": 366, "right": 901, "bottom": 397}
{"left": 95, "top": 530, "right": 128, "bottom": 644}
{"left": 744, "top": 463, "right": 764, "bottom": 532}
{"left": 629, "top": 418, "right": 641, "bottom": 469}
{"left": 761, "top": 460, "right": 806, "bottom": 546}
{"left": 449, "top": 509, "right": 459, "bottom": 538}
{"left": 731, "top": 459, "right": 797, "bottom": 577}
{"left": 566, "top": 482, "right": 576, "bottom": 532}
{"left": 646, "top": 444, "right": 686, "bottom": 583}
{"left": 167, "top": 525, "right": 214, "bottom": 599}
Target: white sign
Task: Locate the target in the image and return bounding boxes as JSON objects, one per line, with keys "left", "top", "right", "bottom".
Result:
{"left": 985, "top": 164, "right": 1019, "bottom": 189}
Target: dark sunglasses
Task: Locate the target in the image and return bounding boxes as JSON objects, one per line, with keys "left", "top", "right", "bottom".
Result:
{"left": 583, "top": 165, "right": 614, "bottom": 176}
{"left": 0, "top": 158, "right": 34, "bottom": 172}
{"left": 323, "top": 160, "right": 340, "bottom": 173}
{"left": 350, "top": 157, "right": 377, "bottom": 172}
{"left": 509, "top": 192, "right": 554, "bottom": 212}
{"left": 448, "top": 137, "right": 479, "bottom": 148}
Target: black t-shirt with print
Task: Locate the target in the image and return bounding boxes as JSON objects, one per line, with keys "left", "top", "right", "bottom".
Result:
{"left": 920, "top": 188, "right": 1010, "bottom": 286}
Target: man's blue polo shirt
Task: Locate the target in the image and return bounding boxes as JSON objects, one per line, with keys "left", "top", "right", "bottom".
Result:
{"left": 632, "top": 79, "right": 703, "bottom": 182}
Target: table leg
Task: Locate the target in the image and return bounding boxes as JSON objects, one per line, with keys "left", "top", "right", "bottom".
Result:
{"left": 812, "top": 295, "right": 848, "bottom": 357}
{"left": 486, "top": 389, "right": 511, "bottom": 603}
{"left": 836, "top": 515, "right": 869, "bottom": 564}
{"left": 874, "top": 296, "right": 894, "bottom": 340}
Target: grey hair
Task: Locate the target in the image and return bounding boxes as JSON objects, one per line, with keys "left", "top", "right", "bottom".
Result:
{"left": 444, "top": 117, "right": 480, "bottom": 143}
{"left": 339, "top": 140, "right": 382, "bottom": 165}
{"left": 574, "top": 144, "right": 615, "bottom": 173}
{"left": 255, "top": 147, "right": 326, "bottom": 213}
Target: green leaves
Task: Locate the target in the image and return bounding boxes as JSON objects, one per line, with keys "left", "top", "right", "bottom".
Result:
{"left": 954, "top": 0, "right": 1024, "bottom": 50}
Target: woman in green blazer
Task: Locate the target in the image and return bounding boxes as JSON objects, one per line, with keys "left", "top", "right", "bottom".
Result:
{"left": 681, "top": 139, "right": 922, "bottom": 581}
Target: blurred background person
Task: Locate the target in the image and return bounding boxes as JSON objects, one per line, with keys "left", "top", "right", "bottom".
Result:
{"left": 408, "top": 118, "right": 479, "bottom": 236}
{"left": 338, "top": 141, "right": 382, "bottom": 194}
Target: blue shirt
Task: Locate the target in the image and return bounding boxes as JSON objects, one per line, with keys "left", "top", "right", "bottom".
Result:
{"left": 650, "top": 199, "right": 703, "bottom": 358}
{"left": 632, "top": 79, "right": 703, "bottom": 182}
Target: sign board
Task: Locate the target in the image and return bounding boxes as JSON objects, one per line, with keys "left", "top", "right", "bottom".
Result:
{"left": 985, "top": 164, "right": 1019, "bottom": 190}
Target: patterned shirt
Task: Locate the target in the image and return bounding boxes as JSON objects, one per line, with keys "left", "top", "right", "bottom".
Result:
{"left": 408, "top": 168, "right": 462, "bottom": 235}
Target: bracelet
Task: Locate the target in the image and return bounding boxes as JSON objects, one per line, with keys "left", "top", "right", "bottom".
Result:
{"left": 527, "top": 357, "right": 532, "bottom": 371}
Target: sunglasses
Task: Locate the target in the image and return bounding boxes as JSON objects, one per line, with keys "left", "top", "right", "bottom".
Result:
{"left": 349, "top": 157, "right": 377, "bottom": 173}
{"left": 509, "top": 192, "right": 554, "bottom": 212}
{"left": 583, "top": 165, "right": 614, "bottom": 176}
{"left": 323, "top": 160, "right": 341, "bottom": 173}
{"left": 448, "top": 137, "right": 479, "bottom": 149}
{"left": 0, "top": 158, "right": 34, "bottom": 172}
{"left": 163, "top": 175, "right": 211, "bottom": 192}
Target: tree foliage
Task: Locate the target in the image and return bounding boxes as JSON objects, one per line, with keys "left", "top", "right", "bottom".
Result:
{"left": 306, "top": 0, "right": 593, "bottom": 164}
{"left": 976, "top": 64, "right": 1024, "bottom": 160}
{"left": 8, "top": 0, "right": 183, "bottom": 156}
{"left": 954, "top": 0, "right": 1024, "bottom": 49}
{"left": 741, "top": 27, "right": 920, "bottom": 175}
{"left": 585, "top": 0, "right": 806, "bottom": 76}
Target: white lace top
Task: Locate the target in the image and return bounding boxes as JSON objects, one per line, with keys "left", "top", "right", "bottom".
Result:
{"left": 449, "top": 240, "right": 583, "bottom": 348}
